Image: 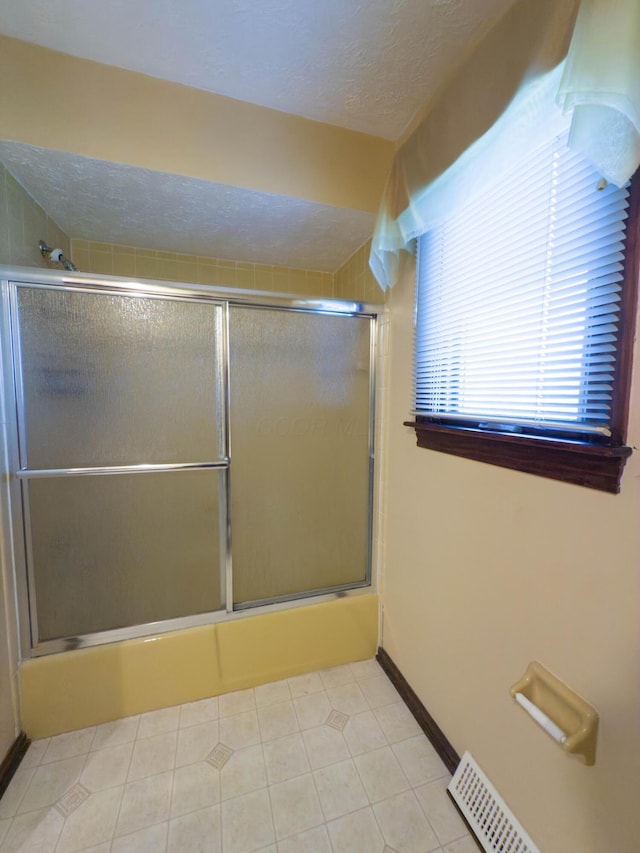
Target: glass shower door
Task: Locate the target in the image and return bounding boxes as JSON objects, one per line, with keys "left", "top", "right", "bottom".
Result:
{"left": 229, "top": 306, "right": 373, "bottom": 606}
{"left": 13, "top": 285, "right": 227, "bottom": 646}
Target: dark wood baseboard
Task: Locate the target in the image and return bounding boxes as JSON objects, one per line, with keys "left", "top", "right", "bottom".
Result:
{"left": 0, "top": 731, "right": 30, "bottom": 801}
{"left": 376, "top": 646, "right": 460, "bottom": 775}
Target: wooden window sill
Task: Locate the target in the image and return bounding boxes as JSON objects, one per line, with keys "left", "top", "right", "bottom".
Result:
{"left": 404, "top": 420, "right": 633, "bottom": 494}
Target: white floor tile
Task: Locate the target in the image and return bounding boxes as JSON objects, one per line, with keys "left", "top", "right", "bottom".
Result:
{"left": 219, "top": 710, "right": 261, "bottom": 750}
{"left": 359, "top": 675, "right": 401, "bottom": 709}
{"left": 343, "top": 710, "right": 388, "bottom": 757}
{"left": 115, "top": 771, "right": 173, "bottom": 837}
{"left": 254, "top": 679, "right": 291, "bottom": 707}
{"left": 302, "top": 726, "right": 350, "bottom": 770}
{"left": 319, "top": 665, "right": 356, "bottom": 690}
{"left": 293, "top": 692, "right": 332, "bottom": 731}
{"left": 263, "top": 733, "right": 310, "bottom": 785}
{"left": 219, "top": 744, "right": 267, "bottom": 801}
{"left": 354, "top": 746, "right": 411, "bottom": 803}
{"left": 170, "top": 761, "right": 220, "bottom": 819}
{"left": 277, "top": 823, "right": 332, "bottom": 853}
{"left": 373, "top": 789, "right": 440, "bottom": 852}
{"left": 137, "top": 707, "right": 180, "bottom": 741}
{"left": 175, "top": 720, "right": 219, "bottom": 768}
{"left": 0, "top": 806, "right": 63, "bottom": 853}
{"left": 0, "top": 767, "right": 35, "bottom": 818}
{"left": 257, "top": 701, "right": 299, "bottom": 742}
{"left": 0, "top": 817, "right": 10, "bottom": 846}
{"left": 392, "top": 736, "right": 448, "bottom": 786}
{"left": 218, "top": 687, "right": 256, "bottom": 718}
{"left": 91, "top": 717, "right": 139, "bottom": 752}
{"left": 327, "top": 682, "right": 369, "bottom": 716}
{"left": 326, "top": 806, "right": 385, "bottom": 853}
{"left": 127, "top": 731, "right": 177, "bottom": 782}
{"left": 111, "top": 821, "right": 168, "bottom": 853}
{"left": 442, "top": 836, "right": 480, "bottom": 853}
{"left": 313, "top": 759, "right": 368, "bottom": 821}
{"left": 41, "top": 728, "right": 96, "bottom": 765}
{"left": 374, "top": 702, "right": 422, "bottom": 744}
{"left": 269, "top": 774, "right": 324, "bottom": 840}
{"left": 18, "top": 757, "right": 84, "bottom": 814}
{"left": 415, "top": 777, "right": 468, "bottom": 845}
{"left": 287, "top": 671, "right": 324, "bottom": 699}
{"left": 179, "top": 696, "right": 219, "bottom": 729}
{"left": 167, "top": 804, "right": 221, "bottom": 853}
{"left": 80, "top": 743, "right": 133, "bottom": 792}
{"left": 350, "top": 659, "right": 384, "bottom": 682}
{"left": 220, "top": 788, "right": 275, "bottom": 853}
{"left": 19, "top": 739, "right": 50, "bottom": 770}
{"left": 55, "top": 786, "right": 122, "bottom": 853}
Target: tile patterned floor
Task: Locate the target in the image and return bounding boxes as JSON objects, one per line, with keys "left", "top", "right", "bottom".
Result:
{"left": 0, "top": 659, "right": 476, "bottom": 852}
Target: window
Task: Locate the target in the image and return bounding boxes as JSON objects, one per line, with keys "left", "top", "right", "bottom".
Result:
{"left": 407, "top": 131, "right": 639, "bottom": 493}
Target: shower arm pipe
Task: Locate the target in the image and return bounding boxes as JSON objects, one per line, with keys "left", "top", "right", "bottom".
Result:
{"left": 38, "top": 240, "right": 78, "bottom": 272}
{"left": 16, "top": 460, "right": 229, "bottom": 479}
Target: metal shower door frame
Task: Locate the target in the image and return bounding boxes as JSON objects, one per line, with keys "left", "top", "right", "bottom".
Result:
{"left": 226, "top": 301, "right": 376, "bottom": 611}
{"left": 0, "top": 267, "right": 380, "bottom": 658}
{"left": 8, "top": 280, "right": 230, "bottom": 654}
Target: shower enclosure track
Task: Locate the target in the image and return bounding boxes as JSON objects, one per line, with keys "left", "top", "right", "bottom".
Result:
{"left": 16, "top": 461, "right": 229, "bottom": 478}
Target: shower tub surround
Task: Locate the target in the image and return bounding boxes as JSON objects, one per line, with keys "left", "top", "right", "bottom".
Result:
{"left": 1, "top": 267, "right": 382, "bottom": 739}
{"left": 0, "top": 660, "right": 475, "bottom": 853}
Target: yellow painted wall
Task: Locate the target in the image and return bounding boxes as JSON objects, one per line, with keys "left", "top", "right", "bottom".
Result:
{"left": 377, "top": 1, "right": 640, "bottom": 849}
{"left": 21, "top": 593, "right": 379, "bottom": 738}
{"left": 0, "top": 36, "right": 393, "bottom": 215}
{"left": 0, "top": 162, "right": 70, "bottom": 267}
{"left": 381, "top": 237, "right": 640, "bottom": 850}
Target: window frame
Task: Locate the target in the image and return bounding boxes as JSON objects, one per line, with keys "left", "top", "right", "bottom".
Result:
{"left": 405, "top": 171, "right": 640, "bottom": 494}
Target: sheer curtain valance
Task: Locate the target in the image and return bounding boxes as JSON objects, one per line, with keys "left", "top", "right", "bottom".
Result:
{"left": 558, "top": 0, "right": 640, "bottom": 187}
{"left": 370, "top": 0, "right": 640, "bottom": 291}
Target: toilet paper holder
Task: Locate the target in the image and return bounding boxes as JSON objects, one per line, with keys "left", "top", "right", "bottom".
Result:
{"left": 510, "top": 661, "right": 599, "bottom": 766}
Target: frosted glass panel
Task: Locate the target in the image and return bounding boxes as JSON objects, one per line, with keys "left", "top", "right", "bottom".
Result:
{"left": 230, "top": 307, "right": 371, "bottom": 604}
{"left": 28, "top": 471, "right": 223, "bottom": 641}
{"left": 16, "top": 287, "right": 223, "bottom": 469}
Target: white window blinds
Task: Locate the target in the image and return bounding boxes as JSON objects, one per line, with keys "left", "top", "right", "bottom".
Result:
{"left": 414, "top": 132, "right": 631, "bottom": 438}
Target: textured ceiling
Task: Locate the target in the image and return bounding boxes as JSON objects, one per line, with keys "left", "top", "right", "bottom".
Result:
{"left": 0, "top": 0, "right": 515, "bottom": 140}
{"left": 0, "top": 142, "right": 375, "bottom": 272}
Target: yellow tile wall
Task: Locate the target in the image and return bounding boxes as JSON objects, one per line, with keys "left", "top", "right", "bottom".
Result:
{"left": 0, "top": 163, "right": 71, "bottom": 268}
{"left": 71, "top": 239, "right": 336, "bottom": 298}
{"left": 334, "top": 238, "right": 385, "bottom": 303}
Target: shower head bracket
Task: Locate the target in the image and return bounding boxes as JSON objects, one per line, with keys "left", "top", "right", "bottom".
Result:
{"left": 39, "top": 240, "right": 78, "bottom": 272}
